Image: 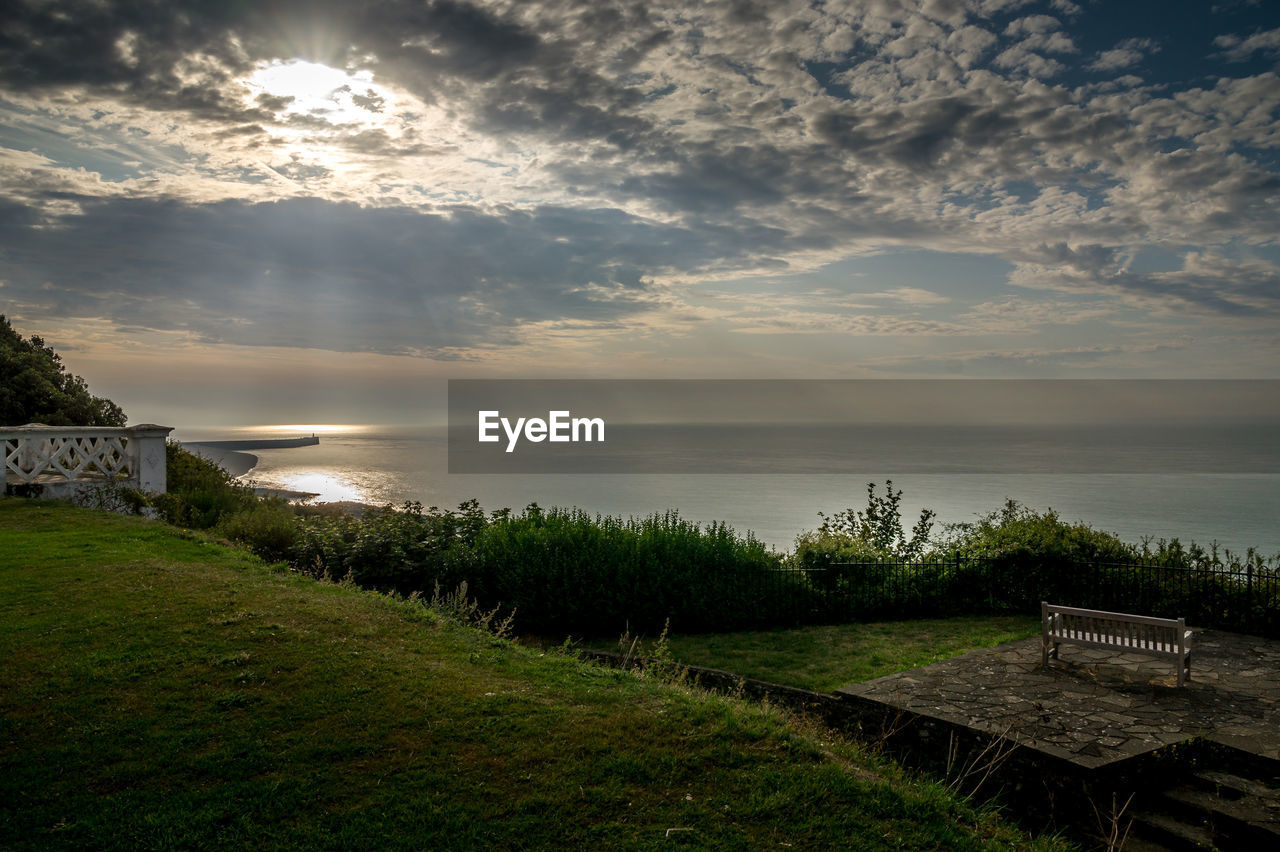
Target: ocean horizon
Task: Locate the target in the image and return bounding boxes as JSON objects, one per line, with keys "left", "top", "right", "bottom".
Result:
{"left": 177, "top": 424, "right": 1280, "bottom": 558}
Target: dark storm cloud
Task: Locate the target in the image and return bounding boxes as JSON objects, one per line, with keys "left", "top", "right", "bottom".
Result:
{"left": 0, "top": 194, "right": 794, "bottom": 353}
{"left": 1, "top": 0, "right": 665, "bottom": 165}
{"left": 360, "top": 0, "right": 542, "bottom": 82}
{"left": 0, "top": 0, "right": 269, "bottom": 121}
{"left": 1, "top": 0, "right": 556, "bottom": 119}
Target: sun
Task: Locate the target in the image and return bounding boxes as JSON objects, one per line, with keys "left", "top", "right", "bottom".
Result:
{"left": 245, "top": 59, "right": 393, "bottom": 129}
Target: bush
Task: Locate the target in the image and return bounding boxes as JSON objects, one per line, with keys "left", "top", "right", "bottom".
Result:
{"left": 215, "top": 501, "right": 300, "bottom": 563}
{"left": 463, "top": 506, "right": 789, "bottom": 635}
{"left": 290, "top": 500, "right": 487, "bottom": 591}
{"left": 937, "top": 499, "right": 1137, "bottom": 564}
{"left": 279, "top": 501, "right": 795, "bottom": 636}
{"left": 1136, "top": 536, "right": 1278, "bottom": 572}
{"left": 794, "top": 480, "right": 938, "bottom": 577}
{"left": 154, "top": 442, "right": 257, "bottom": 528}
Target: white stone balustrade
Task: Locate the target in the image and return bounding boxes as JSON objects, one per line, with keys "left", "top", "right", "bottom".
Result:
{"left": 2, "top": 424, "right": 174, "bottom": 497}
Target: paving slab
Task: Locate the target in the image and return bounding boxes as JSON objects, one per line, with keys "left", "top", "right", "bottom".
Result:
{"left": 836, "top": 629, "right": 1280, "bottom": 769}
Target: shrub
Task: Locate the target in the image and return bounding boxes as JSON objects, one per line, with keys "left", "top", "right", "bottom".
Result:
{"left": 215, "top": 500, "right": 300, "bottom": 563}
{"left": 937, "top": 499, "right": 1137, "bottom": 564}
{"left": 1136, "top": 536, "right": 1278, "bottom": 572}
{"left": 794, "top": 480, "right": 937, "bottom": 575}
{"left": 280, "top": 501, "right": 795, "bottom": 636}
{"left": 462, "top": 506, "right": 790, "bottom": 636}
{"left": 69, "top": 479, "right": 150, "bottom": 515}
{"left": 153, "top": 442, "right": 257, "bottom": 528}
{"left": 290, "top": 500, "right": 486, "bottom": 591}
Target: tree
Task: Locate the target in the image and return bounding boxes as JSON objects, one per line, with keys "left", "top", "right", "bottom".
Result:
{"left": 0, "top": 315, "right": 127, "bottom": 426}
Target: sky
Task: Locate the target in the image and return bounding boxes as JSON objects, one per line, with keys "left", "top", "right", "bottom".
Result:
{"left": 1, "top": 0, "right": 1279, "bottom": 427}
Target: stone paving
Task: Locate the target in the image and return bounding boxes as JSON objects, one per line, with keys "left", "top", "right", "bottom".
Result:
{"left": 836, "top": 629, "right": 1280, "bottom": 769}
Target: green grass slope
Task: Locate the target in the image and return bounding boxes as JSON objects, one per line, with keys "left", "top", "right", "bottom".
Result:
{"left": 659, "top": 616, "right": 1040, "bottom": 693}
{"left": 0, "top": 500, "right": 1064, "bottom": 851}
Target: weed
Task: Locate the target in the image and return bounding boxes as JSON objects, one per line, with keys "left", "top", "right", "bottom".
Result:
{"left": 645, "top": 619, "right": 689, "bottom": 685}
{"left": 66, "top": 478, "right": 150, "bottom": 515}
{"left": 944, "top": 724, "right": 1018, "bottom": 800}
{"left": 1090, "top": 791, "right": 1135, "bottom": 851}
{"left": 428, "top": 580, "right": 515, "bottom": 639}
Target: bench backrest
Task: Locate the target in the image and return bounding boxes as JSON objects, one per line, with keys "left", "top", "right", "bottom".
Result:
{"left": 1042, "top": 602, "right": 1187, "bottom": 650}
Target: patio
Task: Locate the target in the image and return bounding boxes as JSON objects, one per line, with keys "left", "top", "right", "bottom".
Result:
{"left": 836, "top": 628, "right": 1280, "bottom": 769}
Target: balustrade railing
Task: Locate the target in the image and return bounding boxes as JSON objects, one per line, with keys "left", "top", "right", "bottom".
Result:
{"left": 2, "top": 424, "right": 173, "bottom": 495}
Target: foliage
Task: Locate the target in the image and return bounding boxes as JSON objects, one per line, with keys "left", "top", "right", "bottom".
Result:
{"left": 1136, "top": 535, "right": 1277, "bottom": 573}
{"left": 68, "top": 479, "right": 150, "bottom": 515}
{"left": 937, "top": 499, "right": 1137, "bottom": 564}
{"left": 462, "top": 506, "right": 792, "bottom": 636}
{"left": 279, "top": 502, "right": 794, "bottom": 636}
{"left": 790, "top": 487, "right": 1277, "bottom": 632}
{"left": 213, "top": 498, "right": 300, "bottom": 562}
{"left": 424, "top": 580, "right": 516, "bottom": 640}
{"left": 795, "top": 480, "right": 937, "bottom": 570}
{"left": 153, "top": 441, "right": 258, "bottom": 528}
{"left": 290, "top": 499, "right": 487, "bottom": 591}
{"left": 0, "top": 315, "right": 126, "bottom": 427}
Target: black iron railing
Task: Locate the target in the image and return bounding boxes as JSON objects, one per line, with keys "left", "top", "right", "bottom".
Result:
{"left": 695, "top": 555, "right": 1279, "bottom": 637}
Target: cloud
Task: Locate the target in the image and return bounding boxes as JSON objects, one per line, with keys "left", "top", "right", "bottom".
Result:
{"left": 1088, "top": 37, "right": 1161, "bottom": 72}
{"left": 991, "top": 16, "right": 1075, "bottom": 78}
{"left": 958, "top": 295, "right": 1116, "bottom": 327}
{"left": 0, "top": 194, "right": 809, "bottom": 354}
{"left": 872, "top": 287, "right": 952, "bottom": 305}
{"left": 1007, "top": 244, "right": 1280, "bottom": 318}
{"left": 0, "top": 0, "right": 1277, "bottom": 370}
{"left": 864, "top": 340, "right": 1189, "bottom": 375}
{"left": 1214, "top": 27, "right": 1280, "bottom": 61}
{"left": 1002, "top": 16, "right": 1066, "bottom": 38}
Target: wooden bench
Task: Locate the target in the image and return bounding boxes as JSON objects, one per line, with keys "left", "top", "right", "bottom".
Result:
{"left": 1041, "top": 602, "right": 1192, "bottom": 687}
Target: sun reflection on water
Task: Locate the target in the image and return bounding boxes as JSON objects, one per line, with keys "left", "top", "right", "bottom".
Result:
{"left": 271, "top": 470, "right": 369, "bottom": 504}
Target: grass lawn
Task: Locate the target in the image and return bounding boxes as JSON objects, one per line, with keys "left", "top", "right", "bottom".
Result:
{"left": 0, "top": 499, "right": 1066, "bottom": 851}
{"left": 641, "top": 616, "right": 1040, "bottom": 693}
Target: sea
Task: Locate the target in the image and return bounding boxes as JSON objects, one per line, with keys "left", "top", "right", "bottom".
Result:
{"left": 175, "top": 424, "right": 1280, "bottom": 558}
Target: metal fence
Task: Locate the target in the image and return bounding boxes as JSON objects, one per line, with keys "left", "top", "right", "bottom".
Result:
{"left": 716, "top": 555, "right": 1280, "bottom": 637}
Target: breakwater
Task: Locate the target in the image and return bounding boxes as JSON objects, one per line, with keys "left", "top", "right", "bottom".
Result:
{"left": 188, "top": 436, "right": 320, "bottom": 451}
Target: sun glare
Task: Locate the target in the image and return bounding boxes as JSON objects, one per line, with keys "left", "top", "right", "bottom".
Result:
{"left": 246, "top": 59, "right": 392, "bottom": 128}
{"left": 260, "top": 424, "right": 367, "bottom": 436}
